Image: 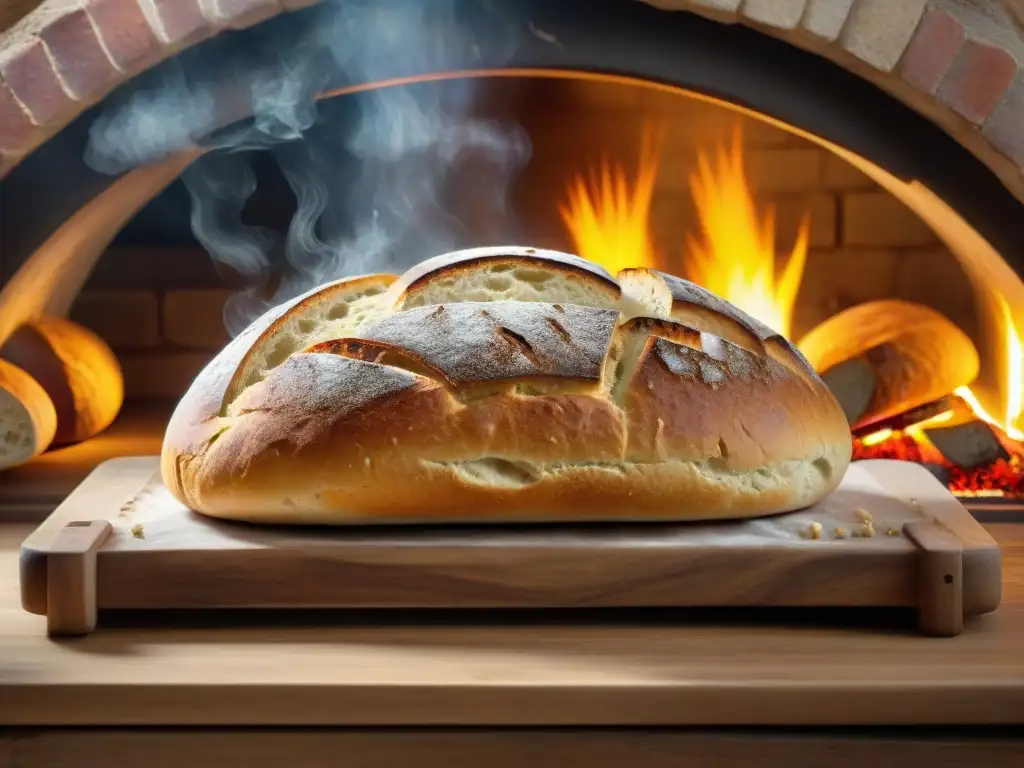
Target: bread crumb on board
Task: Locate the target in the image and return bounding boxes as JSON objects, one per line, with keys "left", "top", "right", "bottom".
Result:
{"left": 796, "top": 507, "right": 901, "bottom": 543}
{"left": 800, "top": 521, "right": 823, "bottom": 540}
{"left": 853, "top": 522, "right": 875, "bottom": 538}
{"left": 130, "top": 523, "right": 145, "bottom": 539}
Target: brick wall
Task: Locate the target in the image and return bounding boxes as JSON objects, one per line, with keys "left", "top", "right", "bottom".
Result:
{"left": 68, "top": 248, "right": 227, "bottom": 400}
{"left": 57, "top": 77, "right": 978, "bottom": 400}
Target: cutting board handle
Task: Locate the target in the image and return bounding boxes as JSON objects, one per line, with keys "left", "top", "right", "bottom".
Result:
{"left": 903, "top": 521, "right": 964, "bottom": 637}
{"left": 45, "top": 520, "right": 112, "bottom": 636}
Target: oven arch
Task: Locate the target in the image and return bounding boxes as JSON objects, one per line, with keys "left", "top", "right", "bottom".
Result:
{"left": 1, "top": 0, "right": 1021, "bottom": 364}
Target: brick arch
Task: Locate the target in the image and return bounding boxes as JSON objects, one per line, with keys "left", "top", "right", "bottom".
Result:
{"left": 639, "top": 0, "right": 1024, "bottom": 205}
{"left": 1, "top": 0, "right": 1023, "bottom": 208}
{"left": 0, "top": 0, "right": 318, "bottom": 176}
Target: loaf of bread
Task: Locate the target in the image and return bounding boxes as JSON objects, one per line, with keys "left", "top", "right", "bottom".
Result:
{"left": 798, "top": 300, "right": 980, "bottom": 431}
{"left": 0, "top": 358, "right": 57, "bottom": 470}
{"left": 161, "top": 247, "right": 852, "bottom": 524}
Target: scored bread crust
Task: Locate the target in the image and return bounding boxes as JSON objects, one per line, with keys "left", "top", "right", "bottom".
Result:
{"left": 162, "top": 246, "right": 852, "bottom": 524}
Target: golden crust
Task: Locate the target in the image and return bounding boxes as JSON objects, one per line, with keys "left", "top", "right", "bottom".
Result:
{"left": 162, "top": 249, "right": 853, "bottom": 524}
{"left": 161, "top": 274, "right": 396, "bottom": 503}
{"left": 347, "top": 301, "right": 619, "bottom": 386}
{"left": 394, "top": 246, "right": 621, "bottom": 309}
{"left": 222, "top": 273, "right": 398, "bottom": 410}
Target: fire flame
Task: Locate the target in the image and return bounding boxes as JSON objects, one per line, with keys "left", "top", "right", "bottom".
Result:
{"left": 858, "top": 293, "right": 1023, "bottom": 446}
{"left": 560, "top": 124, "right": 808, "bottom": 339}
{"left": 559, "top": 126, "right": 662, "bottom": 275}
{"left": 956, "top": 293, "right": 1024, "bottom": 441}
{"left": 560, "top": 117, "right": 1023, "bottom": 494}
{"left": 685, "top": 128, "right": 809, "bottom": 340}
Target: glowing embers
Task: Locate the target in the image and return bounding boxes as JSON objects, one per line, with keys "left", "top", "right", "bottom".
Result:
{"left": 852, "top": 393, "right": 1024, "bottom": 497}
{"left": 854, "top": 426, "right": 1024, "bottom": 498}
{"left": 835, "top": 277, "right": 1024, "bottom": 497}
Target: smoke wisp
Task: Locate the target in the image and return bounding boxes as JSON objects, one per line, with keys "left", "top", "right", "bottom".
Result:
{"left": 84, "top": 0, "right": 532, "bottom": 336}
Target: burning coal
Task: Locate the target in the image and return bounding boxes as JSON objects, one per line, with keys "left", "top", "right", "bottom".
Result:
{"left": 83, "top": 0, "right": 532, "bottom": 336}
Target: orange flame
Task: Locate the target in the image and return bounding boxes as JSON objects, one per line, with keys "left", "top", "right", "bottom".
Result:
{"left": 561, "top": 123, "right": 809, "bottom": 340}
{"left": 860, "top": 409, "right": 955, "bottom": 454}
{"left": 956, "top": 293, "right": 1023, "bottom": 441}
{"left": 685, "top": 127, "right": 808, "bottom": 340}
{"left": 559, "top": 126, "right": 663, "bottom": 275}
{"left": 558, "top": 117, "right": 1021, "bottom": 472}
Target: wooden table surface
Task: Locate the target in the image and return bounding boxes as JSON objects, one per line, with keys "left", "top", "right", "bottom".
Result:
{"left": 1, "top": 517, "right": 1023, "bottom": 728}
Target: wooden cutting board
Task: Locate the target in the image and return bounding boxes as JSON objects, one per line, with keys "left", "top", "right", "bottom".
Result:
{"left": 19, "top": 457, "right": 1001, "bottom": 637}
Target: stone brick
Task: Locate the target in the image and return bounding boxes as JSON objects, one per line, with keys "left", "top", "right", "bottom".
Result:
{"left": 840, "top": 0, "right": 927, "bottom": 72}
{"left": 39, "top": 8, "right": 120, "bottom": 101}
{"left": 797, "top": 249, "right": 900, "bottom": 319}
{"left": 642, "top": 0, "right": 741, "bottom": 20}
{"left": 983, "top": 73, "right": 1024, "bottom": 167}
{"left": 801, "top": 0, "right": 856, "bottom": 41}
{"left": 0, "top": 80, "right": 35, "bottom": 153}
{"left": 898, "top": 9, "right": 964, "bottom": 94}
{"left": 0, "top": 40, "right": 76, "bottom": 125}
{"left": 215, "top": 0, "right": 281, "bottom": 29}
{"left": 772, "top": 193, "right": 837, "bottom": 249}
{"left": 120, "top": 352, "right": 213, "bottom": 399}
{"left": 84, "top": 247, "right": 235, "bottom": 290}
{"left": 152, "top": 0, "right": 213, "bottom": 44}
{"left": 163, "top": 289, "right": 232, "bottom": 348}
{"left": 69, "top": 290, "right": 161, "bottom": 349}
{"left": 791, "top": 301, "right": 834, "bottom": 342}
{"left": 746, "top": 148, "right": 821, "bottom": 193}
{"left": 156, "top": 247, "right": 241, "bottom": 288}
{"left": 88, "top": 0, "right": 164, "bottom": 72}
{"left": 937, "top": 38, "right": 1018, "bottom": 125}
{"left": 821, "top": 152, "right": 876, "bottom": 189}
{"left": 894, "top": 249, "right": 977, "bottom": 335}
{"left": 842, "top": 191, "right": 936, "bottom": 247}
{"left": 742, "top": 0, "right": 806, "bottom": 30}
{"left": 85, "top": 248, "right": 159, "bottom": 289}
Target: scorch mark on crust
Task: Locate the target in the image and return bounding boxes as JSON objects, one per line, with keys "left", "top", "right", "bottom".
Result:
{"left": 494, "top": 326, "right": 543, "bottom": 368}
{"left": 546, "top": 317, "right": 572, "bottom": 342}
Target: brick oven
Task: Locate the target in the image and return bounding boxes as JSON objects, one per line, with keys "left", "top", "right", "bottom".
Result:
{"left": 1, "top": 0, "right": 1024, "bottom": 513}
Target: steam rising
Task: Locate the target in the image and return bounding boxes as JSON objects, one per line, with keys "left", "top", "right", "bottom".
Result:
{"left": 84, "top": 0, "right": 531, "bottom": 336}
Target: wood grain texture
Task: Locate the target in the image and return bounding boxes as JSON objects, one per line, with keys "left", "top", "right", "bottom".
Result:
{"left": 3, "top": 729, "right": 1024, "bottom": 768}
{"left": 43, "top": 520, "right": 110, "bottom": 635}
{"left": 1, "top": 519, "right": 1023, "bottom": 726}
{"left": 16, "top": 459, "right": 1001, "bottom": 635}
{"left": 904, "top": 521, "right": 964, "bottom": 636}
